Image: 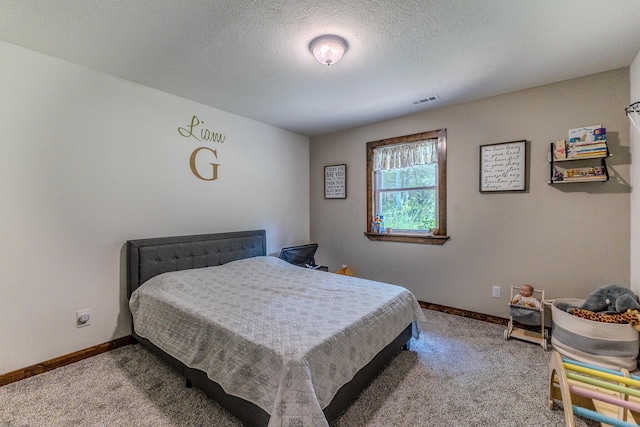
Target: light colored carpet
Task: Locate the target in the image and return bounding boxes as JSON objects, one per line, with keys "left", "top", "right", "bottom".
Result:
{"left": 0, "top": 310, "right": 597, "bottom": 426}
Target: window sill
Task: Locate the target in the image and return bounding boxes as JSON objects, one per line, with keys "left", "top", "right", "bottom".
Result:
{"left": 364, "top": 232, "right": 450, "bottom": 245}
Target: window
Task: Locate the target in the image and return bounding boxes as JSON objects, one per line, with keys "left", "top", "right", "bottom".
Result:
{"left": 366, "top": 129, "right": 448, "bottom": 244}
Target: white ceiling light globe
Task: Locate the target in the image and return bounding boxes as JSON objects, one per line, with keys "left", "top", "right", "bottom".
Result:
{"left": 310, "top": 35, "right": 348, "bottom": 66}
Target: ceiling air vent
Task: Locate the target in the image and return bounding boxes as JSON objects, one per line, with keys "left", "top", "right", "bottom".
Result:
{"left": 411, "top": 95, "right": 440, "bottom": 106}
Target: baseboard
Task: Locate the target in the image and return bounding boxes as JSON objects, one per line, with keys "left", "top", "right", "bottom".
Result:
{"left": 0, "top": 336, "right": 133, "bottom": 387}
{"left": 420, "top": 300, "right": 510, "bottom": 326}
{"left": 0, "top": 302, "right": 511, "bottom": 388}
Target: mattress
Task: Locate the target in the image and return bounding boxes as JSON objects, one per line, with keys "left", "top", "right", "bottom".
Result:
{"left": 129, "top": 256, "right": 426, "bottom": 427}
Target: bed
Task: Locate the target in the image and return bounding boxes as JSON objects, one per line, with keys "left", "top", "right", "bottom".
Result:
{"left": 127, "top": 230, "right": 425, "bottom": 427}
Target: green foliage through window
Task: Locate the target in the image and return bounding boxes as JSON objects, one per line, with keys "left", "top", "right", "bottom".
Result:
{"left": 376, "top": 164, "right": 437, "bottom": 231}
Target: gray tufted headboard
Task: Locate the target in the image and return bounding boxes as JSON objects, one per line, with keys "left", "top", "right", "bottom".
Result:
{"left": 126, "top": 230, "right": 266, "bottom": 298}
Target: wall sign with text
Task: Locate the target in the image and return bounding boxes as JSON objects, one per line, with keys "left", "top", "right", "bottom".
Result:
{"left": 479, "top": 140, "right": 527, "bottom": 192}
{"left": 177, "top": 115, "right": 227, "bottom": 181}
{"left": 324, "top": 164, "right": 347, "bottom": 199}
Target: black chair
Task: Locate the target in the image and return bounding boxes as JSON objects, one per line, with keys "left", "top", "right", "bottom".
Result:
{"left": 279, "top": 243, "right": 325, "bottom": 270}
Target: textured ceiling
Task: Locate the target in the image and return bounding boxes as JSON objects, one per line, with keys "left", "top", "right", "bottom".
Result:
{"left": 1, "top": 1, "right": 640, "bottom": 136}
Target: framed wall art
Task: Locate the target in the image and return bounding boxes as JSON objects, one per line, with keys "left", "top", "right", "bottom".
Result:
{"left": 324, "top": 164, "right": 347, "bottom": 199}
{"left": 479, "top": 140, "right": 527, "bottom": 192}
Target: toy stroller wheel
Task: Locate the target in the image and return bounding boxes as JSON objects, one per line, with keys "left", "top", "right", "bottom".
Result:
{"left": 503, "top": 329, "right": 509, "bottom": 340}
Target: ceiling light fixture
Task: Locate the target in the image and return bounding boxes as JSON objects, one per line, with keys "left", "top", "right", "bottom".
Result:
{"left": 309, "top": 35, "right": 348, "bottom": 66}
{"left": 626, "top": 101, "right": 640, "bottom": 133}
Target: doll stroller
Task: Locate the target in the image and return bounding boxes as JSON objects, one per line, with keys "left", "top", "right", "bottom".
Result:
{"left": 503, "top": 285, "right": 548, "bottom": 350}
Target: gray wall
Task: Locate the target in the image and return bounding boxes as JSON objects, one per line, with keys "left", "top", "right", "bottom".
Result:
{"left": 310, "top": 68, "right": 630, "bottom": 319}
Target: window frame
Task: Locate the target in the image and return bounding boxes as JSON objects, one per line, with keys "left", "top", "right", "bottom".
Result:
{"left": 365, "top": 128, "right": 449, "bottom": 245}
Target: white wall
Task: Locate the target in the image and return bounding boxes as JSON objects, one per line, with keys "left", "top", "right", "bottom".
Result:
{"left": 630, "top": 51, "right": 640, "bottom": 294}
{"left": 310, "top": 69, "right": 631, "bottom": 320}
{"left": 0, "top": 42, "right": 310, "bottom": 375}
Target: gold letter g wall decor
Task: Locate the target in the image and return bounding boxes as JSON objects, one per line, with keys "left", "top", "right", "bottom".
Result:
{"left": 189, "top": 147, "right": 220, "bottom": 181}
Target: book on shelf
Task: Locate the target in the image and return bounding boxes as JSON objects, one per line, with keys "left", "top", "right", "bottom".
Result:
{"left": 571, "top": 140, "right": 607, "bottom": 147}
{"left": 573, "top": 151, "right": 607, "bottom": 157}
{"left": 562, "top": 175, "right": 605, "bottom": 181}
{"left": 558, "top": 166, "right": 606, "bottom": 180}
{"left": 568, "top": 142, "right": 607, "bottom": 158}
{"left": 568, "top": 125, "right": 604, "bottom": 144}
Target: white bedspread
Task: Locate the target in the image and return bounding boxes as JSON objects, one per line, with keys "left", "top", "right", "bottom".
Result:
{"left": 129, "top": 256, "right": 426, "bottom": 427}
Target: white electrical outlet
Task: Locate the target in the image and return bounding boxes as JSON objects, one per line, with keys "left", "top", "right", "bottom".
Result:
{"left": 76, "top": 309, "right": 91, "bottom": 328}
{"left": 492, "top": 286, "right": 501, "bottom": 298}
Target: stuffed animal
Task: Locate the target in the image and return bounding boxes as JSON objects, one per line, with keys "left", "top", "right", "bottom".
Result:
{"left": 569, "top": 308, "right": 640, "bottom": 331}
{"left": 556, "top": 284, "right": 640, "bottom": 314}
{"left": 554, "top": 140, "right": 567, "bottom": 159}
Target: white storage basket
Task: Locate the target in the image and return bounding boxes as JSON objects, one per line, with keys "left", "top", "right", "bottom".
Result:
{"left": 551, "top": 298, "right": 639, "bottom": 371}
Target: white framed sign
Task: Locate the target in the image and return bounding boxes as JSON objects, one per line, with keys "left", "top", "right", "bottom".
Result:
{"left": 324, "top": 164, "right": 347, "bottom": 199}
{"left": 480, "top": 140, "right": 527, "bottom": 192}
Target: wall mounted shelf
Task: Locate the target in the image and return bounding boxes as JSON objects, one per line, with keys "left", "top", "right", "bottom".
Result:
{"left": 548, "top": 141, "right": 611, "bottom": 185}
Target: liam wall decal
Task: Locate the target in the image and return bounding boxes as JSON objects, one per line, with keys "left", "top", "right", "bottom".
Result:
{"left": 178, "top": 115, "right": 226, "bottom": 181}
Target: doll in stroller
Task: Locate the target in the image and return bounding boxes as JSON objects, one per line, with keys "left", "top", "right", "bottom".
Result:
{"left": 504, "top": 284, "right": 548, "bottom": 350}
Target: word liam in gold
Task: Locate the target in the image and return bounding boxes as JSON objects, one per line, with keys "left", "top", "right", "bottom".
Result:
{"left": 178, "top": 115, "right": 226, "bottom": 143}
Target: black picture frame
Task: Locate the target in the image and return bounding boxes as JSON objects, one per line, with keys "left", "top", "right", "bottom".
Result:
{"left": 479, "top": 140, "right": 527, "bottom": 192}
{"left": 324, "top": 164, "right": 347, "bottom": 199}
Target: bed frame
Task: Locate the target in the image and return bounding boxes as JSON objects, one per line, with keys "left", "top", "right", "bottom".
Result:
{"left": 127, "top": 229, "right": 412, "bottom": 427}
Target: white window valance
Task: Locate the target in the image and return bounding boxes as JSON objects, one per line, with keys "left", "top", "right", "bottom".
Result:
{"left": 373, "top": 138, "right": 438, "bottom": 171}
